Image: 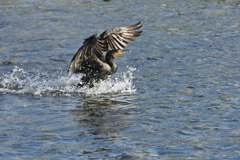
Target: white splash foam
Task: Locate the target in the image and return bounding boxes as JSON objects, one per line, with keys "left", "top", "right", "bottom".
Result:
{"left": 0, "top": 66, "right": 136, "bottom": 96}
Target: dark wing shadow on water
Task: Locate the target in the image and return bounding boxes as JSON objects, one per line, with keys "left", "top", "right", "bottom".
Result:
{"left": 71, "top": 96, "right": 139, "bottom": 135}
{"left": 69, "top": 95, "right": 141, "bottom": 159}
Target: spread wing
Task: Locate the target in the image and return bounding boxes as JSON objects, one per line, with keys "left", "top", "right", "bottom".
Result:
{"left": 99, "top": 22, "right": 142, "bottom": 50}
{"left": 67, "top": 22, "right": 143, "bottom": 74}
{"left": 67, "top": 34, "right": 107, "bottom": 73}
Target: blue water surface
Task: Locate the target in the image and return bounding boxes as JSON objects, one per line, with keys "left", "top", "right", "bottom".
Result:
{"left": 1, "top": 0, "right": 240, "bottom": 159}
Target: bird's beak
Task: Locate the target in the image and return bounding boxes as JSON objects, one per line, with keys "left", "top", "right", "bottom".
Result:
{"left": 116, "top": 50, "right": 131, "bottom": 57}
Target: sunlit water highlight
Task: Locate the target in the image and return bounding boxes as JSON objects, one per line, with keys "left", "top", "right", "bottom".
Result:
{"left": 0, "top": 66, "right": 136, "bottom": 96}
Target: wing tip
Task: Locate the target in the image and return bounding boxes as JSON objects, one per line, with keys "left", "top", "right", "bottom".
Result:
{"left": 126, "top": 22, "right": 143, "bottom": 31}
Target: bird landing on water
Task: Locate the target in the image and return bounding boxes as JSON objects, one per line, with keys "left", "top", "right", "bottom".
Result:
{"left": 68, "top": 22, "right": 143, "bottom": 88}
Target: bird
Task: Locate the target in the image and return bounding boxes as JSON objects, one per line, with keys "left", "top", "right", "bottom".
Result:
{"left": 67, "top": 22, "right": 142, "bottom": 88}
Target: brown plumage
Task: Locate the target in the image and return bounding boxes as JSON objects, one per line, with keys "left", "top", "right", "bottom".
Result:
{"left": 68, "top": 22, "right": 142, "bottom": 87}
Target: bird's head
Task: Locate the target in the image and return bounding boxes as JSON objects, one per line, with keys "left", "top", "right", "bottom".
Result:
{"left": 106, "top": 49, "right": 131, "bottom": 59}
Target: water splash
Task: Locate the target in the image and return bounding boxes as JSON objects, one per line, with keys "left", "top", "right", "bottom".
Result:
{"left": 0, "top": 66, "right": 136, "bottom": 96}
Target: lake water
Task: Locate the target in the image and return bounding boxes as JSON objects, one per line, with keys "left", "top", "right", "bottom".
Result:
{"left": 1, "top": 0, "right": 240, "bottom": 159}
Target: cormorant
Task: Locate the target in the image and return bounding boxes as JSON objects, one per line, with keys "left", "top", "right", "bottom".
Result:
{"left": 68, "top": 22, "right": 142, "bottom": 88}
